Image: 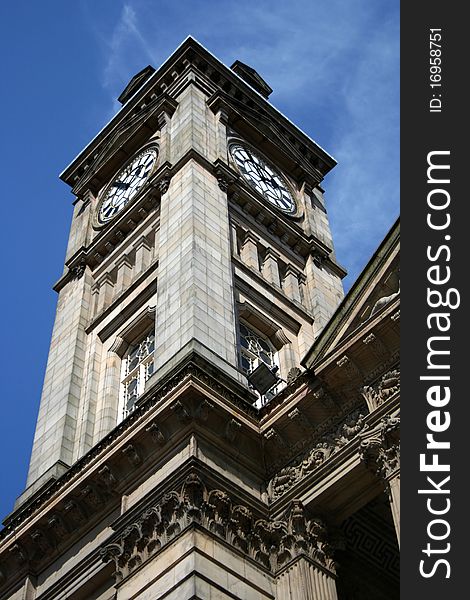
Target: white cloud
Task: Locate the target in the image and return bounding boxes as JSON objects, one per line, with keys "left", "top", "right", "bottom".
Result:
{"left": 103, "top": 4, "right": 155, "bottom": 91}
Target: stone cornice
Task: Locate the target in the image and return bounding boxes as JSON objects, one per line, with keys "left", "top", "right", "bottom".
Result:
{"left": 0, "top": 356, "right": 257, "bottom": 542}
{"left": 60, "top": 37, "right": 335, "bottom": 191}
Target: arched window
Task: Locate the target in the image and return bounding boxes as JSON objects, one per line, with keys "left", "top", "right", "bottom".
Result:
{"left": 119, "top": 330, "right": 155, "bottom": 420}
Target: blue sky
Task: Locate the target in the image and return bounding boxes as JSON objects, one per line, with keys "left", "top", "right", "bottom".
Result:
{"left": 0, "top": 0, "right": 399, "bottom": 520}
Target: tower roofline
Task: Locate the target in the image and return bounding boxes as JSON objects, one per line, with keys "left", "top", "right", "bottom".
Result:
{"left": 60, "top": 36, "right": 336, "bottom": 189}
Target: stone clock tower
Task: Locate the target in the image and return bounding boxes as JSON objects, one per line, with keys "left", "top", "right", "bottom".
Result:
{"left": 0, "top": 38, "right": 400, "bottom": 600}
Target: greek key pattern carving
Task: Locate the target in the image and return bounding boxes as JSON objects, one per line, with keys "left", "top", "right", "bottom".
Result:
{"left": 268, "top": 409, "right": 368, "bottom": 500}
{"left": 342, "top": 512, "right": 399, "bottom": 581}
{"left": 100, "top": 473, "right": 336, "bottom": 582}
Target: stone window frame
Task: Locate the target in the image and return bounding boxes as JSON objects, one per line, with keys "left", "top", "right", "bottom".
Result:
{"left": 237, "top": 301, "right": 291, "bottom": 403}
{"left": 119, "top": 330, "right": 155, "bottom": 421}
{"left": 109, "top": 306, "right": 156, "bottom": 422}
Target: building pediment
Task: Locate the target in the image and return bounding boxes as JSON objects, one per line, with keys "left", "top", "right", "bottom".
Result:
{"left": 302, "top": 219, "right": 399, "bottom": 372}
{"left": 70, "top": 94, "right": 178, "bottom": 196}
{"left": 209, "top": 92, "right": 327, "bottom": 186}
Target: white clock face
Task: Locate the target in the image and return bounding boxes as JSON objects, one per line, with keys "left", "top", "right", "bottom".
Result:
{"left": 230, "top": 143, "right": 296, "bottom": 214}
{"left": 98, "top": 148, "right": 157, "bottom": 224}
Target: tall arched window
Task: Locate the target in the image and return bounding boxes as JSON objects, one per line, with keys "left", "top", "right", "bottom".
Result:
{"left": 119, "top": 330, "right": 155, "bottom": 420}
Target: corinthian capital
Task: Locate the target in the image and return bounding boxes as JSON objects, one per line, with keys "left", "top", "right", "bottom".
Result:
{"left": 359, "top": 415, "right": 400, "bottom": 481}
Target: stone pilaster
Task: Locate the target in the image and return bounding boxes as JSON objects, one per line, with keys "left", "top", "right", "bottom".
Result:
{"left": 262, "top": 247, "right": 281, "bottom": 287}
{"left": 157, "top": 109, "right": 171, "bottom": 165}
{"left": 96, "top": 272, "right": 115, "bottom": 313}
{"left": 282, "top": 265, "right": 302, "bottom": 303}
{"left": 276, "top": 557, "right": 338, "bottom": 600}
{"left": 240, "top": 230, "right": 259, "bottom": 270}
{"left": 114, "top": 255, "right": 133, "bottom": 297}
{"left": 133, "top": 236, "right": 152, "bottom": 276}
{"left": 214, "top": 107, "right": 229, "bottom": 162}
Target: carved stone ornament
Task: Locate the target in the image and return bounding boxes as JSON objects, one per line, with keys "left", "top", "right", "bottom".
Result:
{"left": 268, "top": 409, "right": 368, "bottom": 500}
{"left": 216, "top": 170, "right": 232, "bottom": 192}
{"left": 286, "top": 367, "right": 302, "bottom": 385}
{"left": 361, "top": 367, "right": 400, "bottom": 411}
{"left": 359, "top": 415, "right": 400, "bottom": 482}
{"left": 70, "top": 258, "right": 87, "bottom": 280}
{"left": 100, "top": 473, "right": 336, "bottom": 582}
{"left": 157, "top": 173, "right": 172, "bottom": 194}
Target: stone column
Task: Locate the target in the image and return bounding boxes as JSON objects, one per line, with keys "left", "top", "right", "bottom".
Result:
{"left": 275, "top": 501, "right": 338, "bottom": 599}
{"left": 278, "top": 342, "right": 296, "bottom": 378}
{"left": 277, "top": 557, "right": 338, "bottom": 600}
{"left": 359, "top": 415, "right": 400, "bottom": 546}
{"left": 240, "top": 230, "right": 259, "bottom": 270}
{"left": 262, "top": 247, "right": 281, "bottom": 287}
{"left": 94, "top": 347, "right": 122, "bottom": 442}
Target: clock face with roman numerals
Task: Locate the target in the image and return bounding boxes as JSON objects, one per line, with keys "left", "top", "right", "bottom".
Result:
{"left": 229, "top": 143, "right": 296, "bottom": 214}
{"left": 98, "top": 147, "right": 157, "bottom": 224}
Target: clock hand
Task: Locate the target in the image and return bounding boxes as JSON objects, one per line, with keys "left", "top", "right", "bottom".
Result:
{"left": 112, "top": 181, "right": 130, "bottom": 190}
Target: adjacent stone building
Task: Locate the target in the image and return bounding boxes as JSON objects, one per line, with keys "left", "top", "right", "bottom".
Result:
{"left": 0, "top": 38, "right": 399, "bottom": 599}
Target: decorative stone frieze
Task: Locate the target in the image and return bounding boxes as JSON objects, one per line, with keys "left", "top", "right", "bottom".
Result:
{"left": 100, "top": 473, "right": 336, "bottom": 582}
{"left": 268, "top": 409, "right": 367, "bottom": 500}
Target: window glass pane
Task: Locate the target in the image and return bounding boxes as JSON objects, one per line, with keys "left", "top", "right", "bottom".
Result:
{"left": 145, "top": 360, "right": 155, "bottom": 380}
{"left": 120, "top": 328, "right": 155, "bottom": 420}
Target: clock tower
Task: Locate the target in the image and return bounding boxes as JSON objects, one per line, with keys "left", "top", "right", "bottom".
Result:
{"left": 0, "top": 38, "right": 400, "bottom": 600}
